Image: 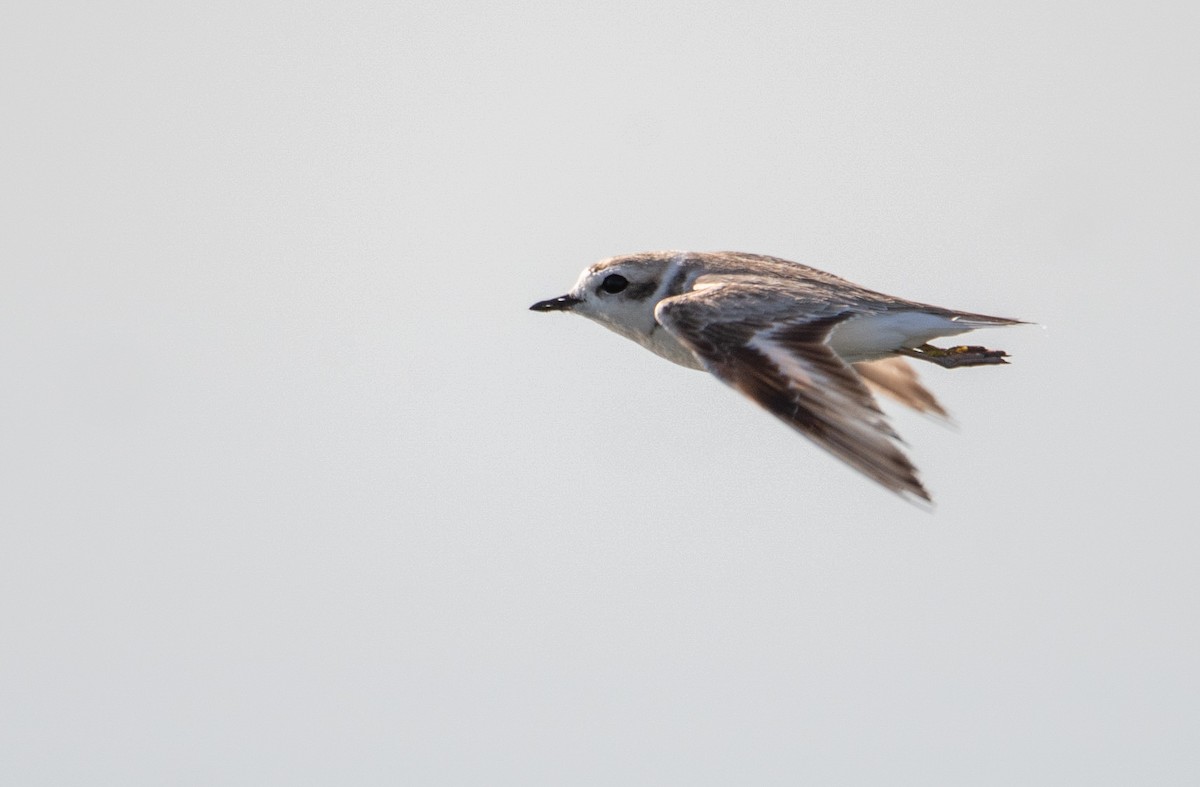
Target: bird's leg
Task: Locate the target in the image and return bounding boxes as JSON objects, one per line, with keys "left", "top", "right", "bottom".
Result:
{"left": 897, "top": 343, "right": 1009, "bottom": 369}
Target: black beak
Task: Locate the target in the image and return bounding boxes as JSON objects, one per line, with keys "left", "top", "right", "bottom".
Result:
{"left": 529, "top": 295, "right": 581, "bottom": 312}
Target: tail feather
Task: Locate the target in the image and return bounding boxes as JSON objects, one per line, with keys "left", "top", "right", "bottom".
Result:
{"left": 853, "top": 357, "right": 949, "bottom": 419}
{"left": 947, "top": 310, "right": 1028, "bottom": 327}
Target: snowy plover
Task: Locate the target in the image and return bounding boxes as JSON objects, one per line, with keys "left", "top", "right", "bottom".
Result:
{"left": 531, "top": 251, "right": 1023, "bottom": 502}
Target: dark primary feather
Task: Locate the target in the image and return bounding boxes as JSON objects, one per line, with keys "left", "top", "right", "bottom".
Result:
{"left": 655, "top": 280, "right": 931, "bottom": 502}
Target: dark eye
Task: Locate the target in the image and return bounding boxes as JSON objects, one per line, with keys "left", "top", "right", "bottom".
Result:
{"left": 600, "top": 274, "right": 629, "bottom": 294}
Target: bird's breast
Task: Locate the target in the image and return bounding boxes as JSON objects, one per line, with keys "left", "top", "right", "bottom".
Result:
{"left": 639, "top": 323, "right": 706, "bottom": 370}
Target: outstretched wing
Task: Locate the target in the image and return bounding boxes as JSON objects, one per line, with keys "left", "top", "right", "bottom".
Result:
{"left": 656, "top": 280, "right": 931, "bottom": 502}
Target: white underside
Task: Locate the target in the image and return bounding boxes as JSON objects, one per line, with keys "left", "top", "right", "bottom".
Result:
{"left": 828, "top": 313, "right": 977, "bottom": 362}
{"left": 639, "top": 326, "right": 707, "bottom": 369}
{"left": 628, "top": 312, "right": 990, "bottom": 369}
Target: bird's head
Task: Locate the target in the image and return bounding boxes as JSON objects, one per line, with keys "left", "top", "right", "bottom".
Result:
{"left": 530, "top": 252, "right": 682, "bottom": 342}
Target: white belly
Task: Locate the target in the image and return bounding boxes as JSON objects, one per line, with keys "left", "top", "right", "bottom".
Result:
{"left": 629, "top": 311, "right": 981, "bottom": 368}
{"left": 829, "top": 312, "right": 973, "bottom": 362}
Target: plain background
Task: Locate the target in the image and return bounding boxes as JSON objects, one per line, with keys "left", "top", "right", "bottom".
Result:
{"left": 3, "top": 1, "right": 1197, "bottom": 784}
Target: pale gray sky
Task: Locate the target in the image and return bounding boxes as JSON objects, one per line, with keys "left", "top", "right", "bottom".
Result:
{"left": 3, "top": 1, "right": 1198, "bottom": 784}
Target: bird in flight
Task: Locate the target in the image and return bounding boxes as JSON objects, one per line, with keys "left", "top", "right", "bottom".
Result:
{"left": 531, "top": 251, "right": 1024, "bottom": 503}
